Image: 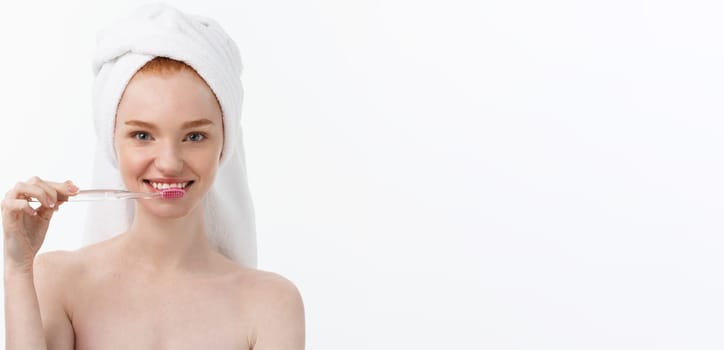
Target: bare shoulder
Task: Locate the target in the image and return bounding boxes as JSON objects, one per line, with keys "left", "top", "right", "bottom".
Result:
{"left": 240, "top": 268, "right": 302, "bottom": 298}
{"left": 34, "top": 239, "right": 110, "bottom": 280}
{"left": 237, "top": 268, "right": 306, "bottom": 349}
{"left": 33, "top": 238, "right": 115, "bottom": 296}
{"left": 237, "top": 268, "right": 305, "bottom": 316}
{"left": 33, "top": 249, "right": 91, "bottom": 309}
{"left": 34, "top": 250, "right": 84, "bottom": 285}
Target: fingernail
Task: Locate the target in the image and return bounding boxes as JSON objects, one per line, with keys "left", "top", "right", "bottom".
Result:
{"left": 67, "top": 183, "right": 79, "bottom": 193}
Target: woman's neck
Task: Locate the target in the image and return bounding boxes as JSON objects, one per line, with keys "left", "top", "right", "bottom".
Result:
{"left": 120, "top": 204, "right": 218, "bottom": 275}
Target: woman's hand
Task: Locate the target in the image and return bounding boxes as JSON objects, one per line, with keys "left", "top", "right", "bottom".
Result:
{"left": 1, "top": 177, "right": 78, "bottom": 273}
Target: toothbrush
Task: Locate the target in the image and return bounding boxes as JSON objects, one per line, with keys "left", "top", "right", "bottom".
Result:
{"left": 28, "top": 188, "right": 185, "bottom": 202}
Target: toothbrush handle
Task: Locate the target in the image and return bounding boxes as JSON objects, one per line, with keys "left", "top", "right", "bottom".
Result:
{"left": 68, "top": 190, "right": 159, "bottom": 201}
{"left": 28, "top": 190, "right": 159, "bottom": 202}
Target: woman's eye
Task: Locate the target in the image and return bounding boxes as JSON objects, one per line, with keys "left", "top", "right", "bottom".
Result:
{"left": 132, "top": 132, "right": 151, "bottom": 140}
{"left": 186, "top": 132, "right": 206, "bottom": 142}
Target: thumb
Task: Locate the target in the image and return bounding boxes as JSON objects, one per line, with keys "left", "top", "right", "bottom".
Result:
{"left": 34, "top": 203, "right": 57, "bottom": 221}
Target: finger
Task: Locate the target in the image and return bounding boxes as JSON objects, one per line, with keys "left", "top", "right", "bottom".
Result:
{"left": 35, "top": 204, "right": 55, "bottom": 221}
{"left": 28, "top": 177, "right": 58, "bottom": 208}
{"left": 7, "top": 182, "right": 52, "bottom": 208}
{"left": 49, "top": 199, "right": 66, "bottom": 213}
{"left": 52, "top": 180, "right": 80, "bottom": 202}
{"left": 1, "top": 198, "right": 38, "bottom": 219}
{"left": 23, "top": 178, "right": 79, "bottom": 205}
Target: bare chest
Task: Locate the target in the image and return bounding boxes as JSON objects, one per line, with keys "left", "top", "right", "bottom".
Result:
{"left": 70, "top": 273, "right": 253, "bottom": 350}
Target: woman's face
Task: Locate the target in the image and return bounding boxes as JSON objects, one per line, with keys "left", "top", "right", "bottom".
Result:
{"left": 114, "top": 68, "right": 224, "bottom": 218}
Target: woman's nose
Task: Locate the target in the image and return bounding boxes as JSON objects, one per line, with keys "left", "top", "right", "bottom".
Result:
{"left": 154, "top": 142, "right": 184, "bottom": 174}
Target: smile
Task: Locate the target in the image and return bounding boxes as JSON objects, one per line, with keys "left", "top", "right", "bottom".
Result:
{"left": 143, "top": 180, "right": 194, "bottom": 191}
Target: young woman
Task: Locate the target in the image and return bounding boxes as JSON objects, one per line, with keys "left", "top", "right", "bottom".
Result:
{"left": 2, "top": 4, "right": 304, "bottom": 349}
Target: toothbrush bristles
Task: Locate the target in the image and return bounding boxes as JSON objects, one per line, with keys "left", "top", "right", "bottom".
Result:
{"left": 160, "top": 188, "right": 185, "bottom": 199}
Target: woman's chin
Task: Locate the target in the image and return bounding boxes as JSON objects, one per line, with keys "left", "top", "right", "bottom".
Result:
{"left": 138, "top": 200, "right": 197, "bottom": 219}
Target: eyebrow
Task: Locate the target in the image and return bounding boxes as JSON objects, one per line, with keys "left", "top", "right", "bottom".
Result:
{"left": 124, "top": 119, "right": 215, "bottom": 130}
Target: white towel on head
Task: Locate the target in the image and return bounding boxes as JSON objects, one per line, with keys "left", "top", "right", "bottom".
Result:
{"left": 84, "top": 2, "right": 257, "bottom": 267}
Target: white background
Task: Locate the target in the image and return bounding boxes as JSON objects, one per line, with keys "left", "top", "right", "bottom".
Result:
{"left": 1, "top": 0, "right": 723, "bottom": 348}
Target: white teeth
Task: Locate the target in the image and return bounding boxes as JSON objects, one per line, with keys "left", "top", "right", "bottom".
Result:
{"left": 149, "top": 181, "right": 189, "bottom": 189}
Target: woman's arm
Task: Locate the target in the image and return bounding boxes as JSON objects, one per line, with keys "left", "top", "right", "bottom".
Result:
{"left": 4, "top": 252, "right": 75, "bottom": 350}
{"left": 2, "top": 178, "right": 77, "bottom": 349}
{"left": 34, "top": 252, "right": 76, "bottom": 350}
{"left": 4, "top": 266, "right": 46, "bottom": 349}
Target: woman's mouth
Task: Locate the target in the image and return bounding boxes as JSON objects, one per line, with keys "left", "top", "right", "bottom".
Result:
{"left": 143, "top": 180, "right": 194, "bottom": 193}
